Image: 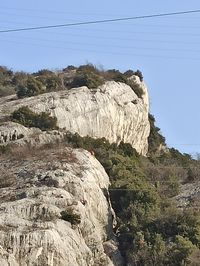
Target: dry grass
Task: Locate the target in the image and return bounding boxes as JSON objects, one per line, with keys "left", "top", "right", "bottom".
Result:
{"left": 0, "top": 140, "right": 79, "bottom": 193}
{"left": 0, "top": 171, "right": 16, "bottom": 188}
{"left": 0, "top": 141, "right": 78, "bottom": 173}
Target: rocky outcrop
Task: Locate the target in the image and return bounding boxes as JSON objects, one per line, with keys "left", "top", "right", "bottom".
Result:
{"left": 0, "top": 121, "right": 66, "bottom": 146}
{"left": 0, "top": 122, "right": 37, "bottom": 143}
{"left": 0, "top": 78, "right": 150, "bottom": 155}
{"left": 0, "top": 148, "right": 123, "bottom": 266}
{"left": 175, "top": 181, "right": 200, "bottom": 208}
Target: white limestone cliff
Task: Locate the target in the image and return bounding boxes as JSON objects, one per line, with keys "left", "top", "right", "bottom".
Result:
{"left": 0, "top": 148, "right": 123, "bottom": 266}
{"left": 0, "top": 78, "right": 150, "bottom": 155}
{"left": 0, "top": 76, "right": 151, "bottom": 265}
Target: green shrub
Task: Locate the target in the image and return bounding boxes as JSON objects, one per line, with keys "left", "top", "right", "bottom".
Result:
{"left": 45, "top": 75, "right": 62, "bottom": 92}
{"left": 0, "top": 67, "right": 16, "bottom": 97}
{"left": 124, "top": 69, "right": 143, "bottom": 82}
{"left": 0, "top": 66, "right": 13, "bottom": 86}
{"left": 104, "top": 69, "right": 144, "bottom": 98}
{"left": 77, "top": 64, "right": 99, "bottom": 74}
{"left": 134, "top": 70, "right": 143, "bottom": 82}
{"left": 0, "top": 65, "right": 145, "bottom": 98}
{"left": 0, "top": 86, "right": 15, "bottom": 97}
{"left": 148, "top": 114, "right": 166, "bottom": 155}
{"left": 126, "top": 79, "right": 144, "bottom": 98}
{"left": 16, "top": 77, "right": 45, "bottom": 98}
{"left": 63, "top": 65, "right": 76, "bottom": 71}
{"left": 118, "top": 141, "right": 138, "bottom": 157}
{"left": 105, "top": 69, "right": 127, "bottom": 83}
{"left": 64, "top": 131, "right": 200, "bottom": 265}
{"left": 35, "top": 71, "right": 62, "bottom": 92}
{"left": 11, "top": 71, "right": 29, "bottom": 86}
{"left": 70, "top": 67, "right": 104, "bottom": 89}
{"left": 33, "top": 69, "right": 54, "bottom": 76}
{"left": 60, "top": 210, "right": 81, "bottom": 225}
{"left": 123, "top": 69, "right": 135, "bottom": 78}
{"left": 11, "top": 106, "right": 57, "bottom": 131}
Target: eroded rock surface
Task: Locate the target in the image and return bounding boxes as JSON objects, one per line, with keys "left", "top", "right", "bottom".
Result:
{"left": 0, "top": 79, "right": 150, "bottom": 155}
{"left": 0, "top": 148, "right": 123, "bottom": 266}
{"left": 175, "top": 181, "right": 200, "bottom": 208}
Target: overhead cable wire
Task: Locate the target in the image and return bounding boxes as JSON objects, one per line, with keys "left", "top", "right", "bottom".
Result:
{"left": 1, "top": 9, "right": 200, "bottom": 33}
{"left": 2, "top": 21, "right": 200, "bottom": 37}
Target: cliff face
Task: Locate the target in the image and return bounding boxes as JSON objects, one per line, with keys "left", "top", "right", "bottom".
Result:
{"left": 0, "top": 148, "right": 123, "bottom": 266}
{"left": 0, "top": 78, "right": 150, "bottom": 155}
{"left": 0, "top": 76, "right": 151, "bottom": 265}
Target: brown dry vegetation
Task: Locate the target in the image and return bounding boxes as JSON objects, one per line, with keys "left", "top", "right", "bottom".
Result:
{"left": 0, "top": 141, "right": 78, "bottom": 190}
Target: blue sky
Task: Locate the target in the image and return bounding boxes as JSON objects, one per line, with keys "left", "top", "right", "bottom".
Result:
{"left": 1, "top": 0, "right": 200, "bottom": 155}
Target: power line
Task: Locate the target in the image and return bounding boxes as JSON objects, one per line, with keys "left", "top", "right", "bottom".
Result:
{"left": 2, "top": 22, "right": 200, "bottom": 38}
{"left": 1, "top": 9, "right": 200, "bottom": 33}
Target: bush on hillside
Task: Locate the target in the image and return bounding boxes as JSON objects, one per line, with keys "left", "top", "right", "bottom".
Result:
{"left": 148, "top": 114, "right": 166, "bottom": 155}
{"left": 11, "top": 71, "right": 29, "bottom": 86}
{"left": 37, "top": 75, "right": 62, "bottom": 92}
{"left": 16, "top": 77, "right": 45, "bottom": 98}
{"left": 134, "top": 70, "right": 143, "bottom": 82}
{"left": 123, "top": 69, "right": 135, "bottom": 78}
{"left": 127, "top": 79, "right": 144, "bottom": 98}
{"left": 104, "top": 69, "right": 127, "bottom": 83}
{"left": 0, "top": 66, "right": 13, "bottom": 86}
{"left": 33, "top": 69, "right": 54, "bottom": 76}
{"left": 124, "top": 69, "right": 143, "bottom": 82}
{"left": 70, "top": 66, "right": 104, "bottom": 89}
{"left": 64, "top": 131, "right": 200, "bottom": 265}
{"left": 63, "top": 65, "right": 76, "bottom": 71}
{"left": 0, "top": 86, "right": 15, "bottom": 97}
{"left": 11, "top": 106, "right": 58, "bottom": 131}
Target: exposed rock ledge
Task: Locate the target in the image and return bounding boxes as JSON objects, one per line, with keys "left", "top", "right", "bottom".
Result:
{"left": 174, "top": 181, "right": 200, "bottom": 208}
{"left": 0, "top": 148, "right": 123, "bottom": 266}
{"left": 0, "top": 78, "right": 150, "bottom": 155}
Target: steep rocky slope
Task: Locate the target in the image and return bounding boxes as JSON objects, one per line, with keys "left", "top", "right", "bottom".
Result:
{"left": 175, "top": 180, "right": 200, "bottom": 208}
{"left": 0, "top": 74, "right": 150, "bottom": 265}
{"left": 0, "top": 147, "right": 123, "bottom": 266}
{"left": 0, "top": 78, "right": 150, "bottom": 155}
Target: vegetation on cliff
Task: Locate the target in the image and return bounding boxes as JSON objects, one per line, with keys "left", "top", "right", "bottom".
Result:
{"left": 0, "top": 65, "right": 144, "bottom": 99}
{"left": 2, "top": 105, "right": 199, "bottom": 265}
{"left": 11, "top": 106, "right": 58, "bottom": 131}
{"left": 1, "top": 64, "right": 200, "bottom": 265}
{"left": 65, "top": 128, "right": 200, "bottom": 266}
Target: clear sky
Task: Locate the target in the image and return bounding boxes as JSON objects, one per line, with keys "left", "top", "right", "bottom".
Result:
{"left": 1, "top": 0, "right": 200, "bottom": 155}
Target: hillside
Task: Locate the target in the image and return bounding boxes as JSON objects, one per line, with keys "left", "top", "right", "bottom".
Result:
{"left": 1, "top": 65, "right": 200, "bottom": 265}
{"left": 0, "top": 146, "right": 123, "bottom": 266}
{"left": 0, "top": 65, "right": 149, "bottom": 155}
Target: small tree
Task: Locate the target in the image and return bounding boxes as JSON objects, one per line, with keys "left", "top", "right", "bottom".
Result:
{"left": 16, "top": 77, "right": 45, "bottom": 98}
{"left": 134, "top": 70, "right": 143, "bottom": 82}
{"left": 167, "top": 236, "right": 196, "bottom": 265}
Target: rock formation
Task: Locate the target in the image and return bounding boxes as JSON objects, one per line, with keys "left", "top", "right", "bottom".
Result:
{"left": 0, "top": 76, "right": 151, "bottom": 265}
{"left": 0, "top": 148, "right": 123, "bottom": 266}
{"left": 0, "top": 78, "right": 150, "bottom": 155}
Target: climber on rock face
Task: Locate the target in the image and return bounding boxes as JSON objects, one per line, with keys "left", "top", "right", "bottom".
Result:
{"left": 89, "top": 150, "right": 95, "bottom": 156}
{"left": 3, "top": 135, "right": 7, "bottom": 142}
{"left": 12, "top": 130, "right": 17, "bottom": 141}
